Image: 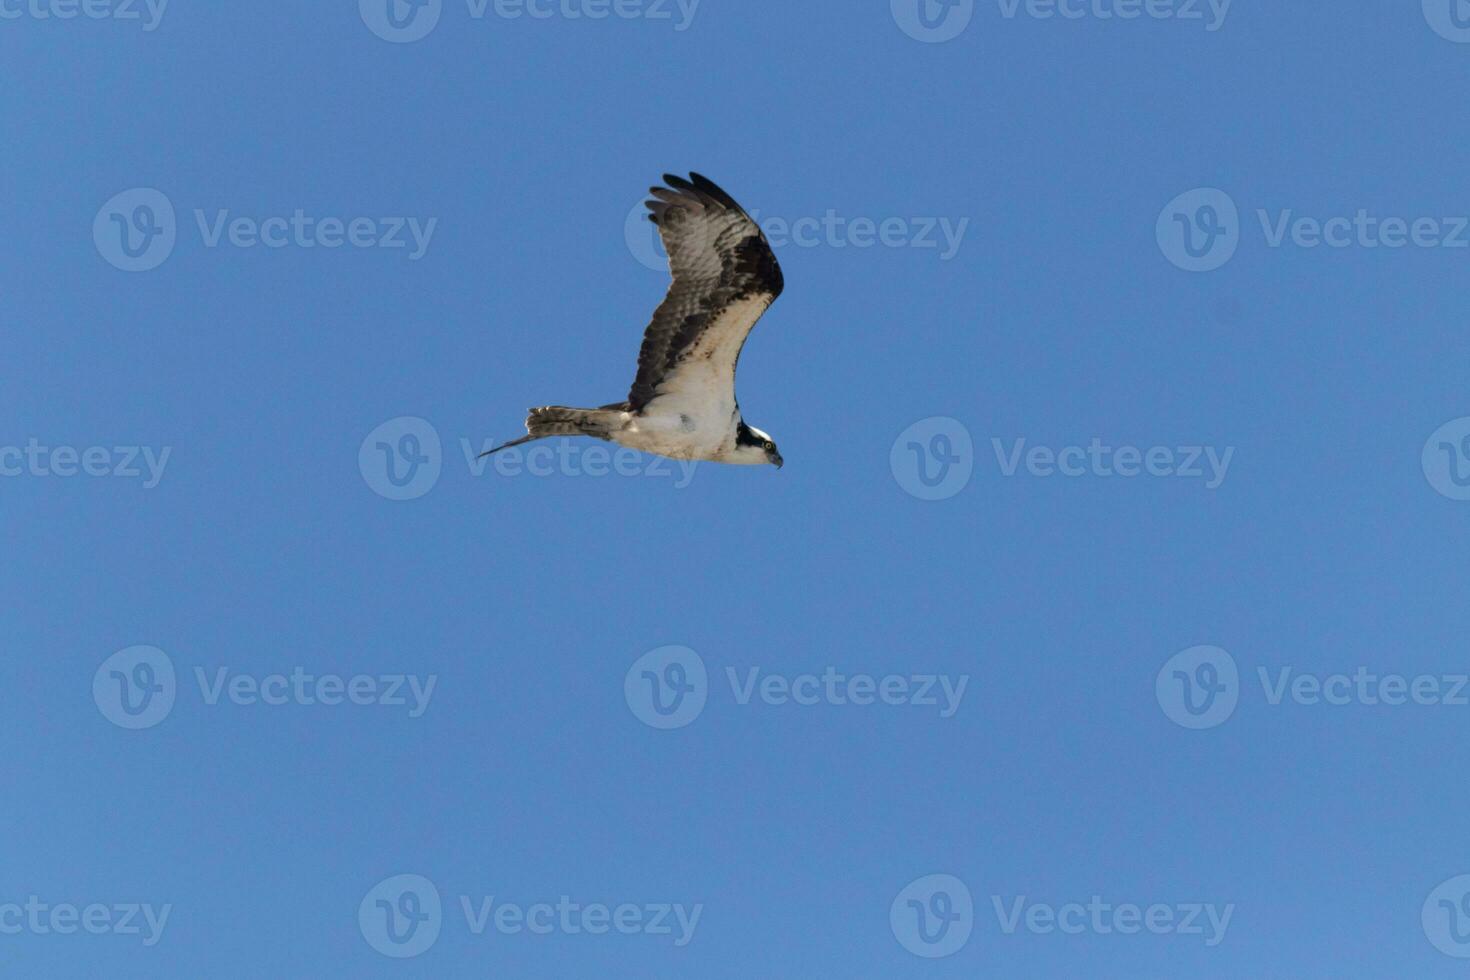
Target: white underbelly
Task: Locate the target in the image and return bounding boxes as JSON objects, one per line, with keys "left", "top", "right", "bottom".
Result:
{"left": 613, "top": 410, "right": 734, "bottom": 460}
{"left": 615, "top": 297, "right": 767, "bottom": 460}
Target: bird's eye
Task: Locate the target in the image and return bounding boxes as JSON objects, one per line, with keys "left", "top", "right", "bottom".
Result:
{"left": 764, "top": 441, "right": 774, "bottom": 451}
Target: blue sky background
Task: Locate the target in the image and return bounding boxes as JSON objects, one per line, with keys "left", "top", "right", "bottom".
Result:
{"left": 5, "top": 1, "right": 1470, "bottom": 976}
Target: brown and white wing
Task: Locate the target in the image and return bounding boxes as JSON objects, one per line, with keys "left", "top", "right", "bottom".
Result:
{"left": 628, "top": 173, "right": 784, "bottom": 419}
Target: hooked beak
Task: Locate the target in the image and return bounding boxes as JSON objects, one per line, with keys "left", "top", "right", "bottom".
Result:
{"left": 772, "top": 454, "right": 784, "bottom": 469}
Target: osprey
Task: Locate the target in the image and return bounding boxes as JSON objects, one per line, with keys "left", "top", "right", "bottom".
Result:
{"left": 483, "top": 173, "right": 785, "bottom": 468}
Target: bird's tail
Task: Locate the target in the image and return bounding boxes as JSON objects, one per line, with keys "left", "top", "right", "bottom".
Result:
{"left": 479, "top": 405, "right": 625, "bottom": 457}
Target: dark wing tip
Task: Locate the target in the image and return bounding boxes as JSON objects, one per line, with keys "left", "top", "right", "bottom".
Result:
{"left": 646, "top": 171, "right": 780, "bottom": 294}
{"left": 652, "top": 171, "right": 752, "bottom": 221}
{"left": 687, "top": 172, "right": 742, "bottom": 212}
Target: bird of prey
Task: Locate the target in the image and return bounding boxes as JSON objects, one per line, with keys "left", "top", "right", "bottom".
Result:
{"left": 482, "top": 173, "right": 785, "bottom": 468}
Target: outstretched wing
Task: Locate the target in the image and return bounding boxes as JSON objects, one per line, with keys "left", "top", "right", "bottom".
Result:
{"left": 629, "top": 173, "right": 784, "bottom": 415}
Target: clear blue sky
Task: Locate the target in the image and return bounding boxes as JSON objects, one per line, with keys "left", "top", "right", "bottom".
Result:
{"left": 5, "top": 2, "right": 1470, "bottom": 977}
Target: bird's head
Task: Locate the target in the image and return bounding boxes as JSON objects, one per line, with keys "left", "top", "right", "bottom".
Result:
{"left": 735, "top": 422, "right": 783, "bottom": 468}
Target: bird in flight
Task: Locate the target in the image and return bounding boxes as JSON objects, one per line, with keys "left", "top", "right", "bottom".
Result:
{"left": 482, "top": 173, "right": 785, "bottom": 468}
